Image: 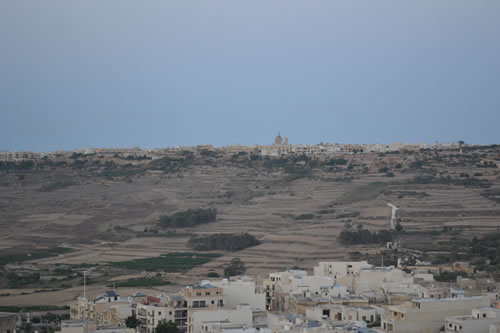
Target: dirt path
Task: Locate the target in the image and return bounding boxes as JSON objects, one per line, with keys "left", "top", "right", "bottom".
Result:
{"left": 387, "top": 203, "right": 398, "bottom": 230}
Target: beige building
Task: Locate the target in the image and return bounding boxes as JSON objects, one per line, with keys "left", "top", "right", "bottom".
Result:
{"left": 0, "top": 151, "right": 40, "bottom": 162}
{"left": 136, "top": 296, "right": 188, "bottom": 333}
{"left": 70, "top": 291, "right": 131, "bottom": 328}
{"left": 381, "top": 296, "right": 490, "bottom": 333}
{"left": 137, "top": 283, "right": 226, "bottom": 333}
{"left": 61, "top": 320, "right": 135, "bottom": 333}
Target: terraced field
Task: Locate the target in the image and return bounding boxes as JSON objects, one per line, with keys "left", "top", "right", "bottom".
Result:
{"left": 0, "top": 147, "right": 499, "bottom": 305}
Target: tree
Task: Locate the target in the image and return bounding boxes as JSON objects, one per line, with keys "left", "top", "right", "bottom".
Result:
{"left": 125, "top": 315, "right": 139, "bottom": 329}
{"left": 224, "top": 258, "right": 246, "bottom": 277}
{"left": 156, "top": 320, "right": 178, "bottom": 333}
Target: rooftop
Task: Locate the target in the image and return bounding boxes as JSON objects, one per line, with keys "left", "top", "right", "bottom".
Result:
{"left": 105, "top": 291, "right": 118, "bottom": 297}
{"left": 0, "top": 312, "right": 17, "bottom": 318}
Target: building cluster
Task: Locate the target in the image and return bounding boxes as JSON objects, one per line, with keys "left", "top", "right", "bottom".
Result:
{"left": 62, "top": 261, "right": 500, "bottom": 333}
{"left": 1, "top": 133, "right": 469, "bottom": 163}
{"left": 0, "top": 151, "right": 41, "bottom": 162}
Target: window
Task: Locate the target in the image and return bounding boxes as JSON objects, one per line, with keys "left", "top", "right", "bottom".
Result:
{"left": 158, "top": 312, "right": 161, "bottom": 316}
{"left": 196, "top": 292, "right": 201, "bottom": 296}
{"left": 483, "top": 313, "right": 487, "bottom": 318}
{"left": 205, "top": 292, "right": 210, "bottom": 296}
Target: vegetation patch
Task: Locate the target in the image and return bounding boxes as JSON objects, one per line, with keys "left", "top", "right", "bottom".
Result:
{"left": 470, "top": 233, "right": 500, "bottom": 272}
{"left": 159, "top": 208, "right": 216, "bottom": 228}
{"left": 187, "top": 233, "right": 260, "bottom": 252}
{"left": 115, "top": 278, "right": 171, "bottom": 287}
{"left": 434, "top": 271, "right": 468, "bottom": 282}
{"left": 111, "top": 252, "right": 222, "bottom": 272}
{"left": 294, "top": 213, "right": 315, "bottom": 220}
{"left": 409, "top": 175, "right": 490, "bottom": 188}
{"left": 0, "top": 305, "right": 69, "bottom": 313}
{"left": 137, "top": 230, "right": 192, "bottom": 238}
{"left": 0, "top": 247, "right": 72, "bottom": 265}
{"left": 39, "top": 181, "right": 78, "bottom": 192}
{"left": 338, "top": 182, "right": 387, "bottom": 204}
{"left": 336, "top": 211, "right": 361, "bottom": 219}
{"left": 338, "top": 229, "right": 394, "bottom": 244}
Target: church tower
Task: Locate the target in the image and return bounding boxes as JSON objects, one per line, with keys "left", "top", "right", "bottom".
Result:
{"left": 274, "top": 132, "right": 283, "bottom": 145}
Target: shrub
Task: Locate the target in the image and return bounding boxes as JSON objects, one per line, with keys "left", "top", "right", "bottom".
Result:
{"left": 338, "top": 229, "right": 395, "bottom": 245}
{"left": 187, "top": 233, "right": 260, "bottom": 252}
{"left": 159, "top": 208, "right": 216, "bottom": 228}
{"left": 295, "top": 213, "right": 315, "bottom": 220}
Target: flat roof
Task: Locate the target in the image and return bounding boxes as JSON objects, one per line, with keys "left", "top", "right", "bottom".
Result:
{"left": 0, "top": 312, "right": 17, "bottom": 318}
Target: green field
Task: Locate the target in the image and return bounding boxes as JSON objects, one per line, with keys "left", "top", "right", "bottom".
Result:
{"left": 111, "top": 252, "right": 222, "bottom": 272}
{"left": 0, "top": 247, "right": 73, "bottom": 265}
{"left": 0, "top": 305, "right": 70, "bottom": 313}
{"left": 115, "top": 277, "right": 172, "bottom": 287}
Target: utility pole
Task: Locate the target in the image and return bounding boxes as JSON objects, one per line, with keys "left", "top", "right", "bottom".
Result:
{"left": 83, "top": 267, "right": 95, "bottom": 333}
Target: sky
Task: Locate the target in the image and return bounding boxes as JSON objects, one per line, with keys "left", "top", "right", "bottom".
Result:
{"left": 1, "top": 1, "right": 500, "bottom": 152}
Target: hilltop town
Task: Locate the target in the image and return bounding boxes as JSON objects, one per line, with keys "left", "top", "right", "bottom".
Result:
{"left": 0, "top": 134, "right": 470, "bottom": 162}
{"left": 0, "top": 136, "right": 499, "bottom": 333}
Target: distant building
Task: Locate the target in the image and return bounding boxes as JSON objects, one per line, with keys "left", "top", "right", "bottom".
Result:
{"left": 0, "top": 151, "right": 40, "bottom": 162}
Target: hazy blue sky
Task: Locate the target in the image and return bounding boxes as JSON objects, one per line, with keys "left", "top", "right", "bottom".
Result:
{"left": 1, "top": 1, "right": 499, "bottom": 152}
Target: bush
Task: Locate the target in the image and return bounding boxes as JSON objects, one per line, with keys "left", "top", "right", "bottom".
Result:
{"left": 224, "top": 258, "right": 246, "bottom": 277}
{"left": 39, "top": 181, "right": 78, "bottom": 192}
{"left": 159, "top": 208, "right": 216, "bottom": 228}
{"left": 187, "top": 233, "right": 260, "bottom": 252}
{"left": 434, "top": 271, "right": 467, "bottom": 282}
{"left": 295, "top": 213, "right": 315, "bottom": 220}
{"left": 338, "top": 229, "right": 395, "bottom": 245}
{"left": 115, "top": 278, "right": 171, "bottom": 287}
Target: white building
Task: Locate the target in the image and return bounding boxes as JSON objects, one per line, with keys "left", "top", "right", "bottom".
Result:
{"left": 188, "top": 304, "right": 252, "bottom": 333}
{"left": 381, "top": 296, "right": 491, "bottom": 333}
{"left": 313, "top": 262, "right": 372, "bottom": 280}
{"left": 210, "top": 277, "right": 266, "bottom": 311}
{"left": 445, "top": 307, "right": 500, "bottom": 333}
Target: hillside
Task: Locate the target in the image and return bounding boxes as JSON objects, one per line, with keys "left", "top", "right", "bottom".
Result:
{"left": 0, "top": 146, "right": 499, "bottom": 304}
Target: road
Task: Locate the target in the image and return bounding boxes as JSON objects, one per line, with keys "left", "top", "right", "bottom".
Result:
{"left": 387, "top": 203, "right": 399, "bottom": 230}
